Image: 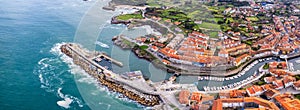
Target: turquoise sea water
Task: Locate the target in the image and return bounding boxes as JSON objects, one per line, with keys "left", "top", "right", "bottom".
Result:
{"left": 0, "top": 0, "right": 149, "bottom": 109}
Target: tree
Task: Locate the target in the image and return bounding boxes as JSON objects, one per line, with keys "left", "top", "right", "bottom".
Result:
{"left": 217, "top": 20, "right": 224, "bottom": 24}
{"left": 227, "top": 20, "right": 231, "bottom": 24}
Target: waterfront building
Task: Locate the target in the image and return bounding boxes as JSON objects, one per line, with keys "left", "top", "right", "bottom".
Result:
{"left": 283, "top": 76, "right": 296, "bottom": 88}
{"left": 218, "top": 49, "right": 229, "bottom": 58}
{"left": 264, "top": 76, "right": 276, "bottom": 84}
{"left": 190, "top": 92, "right": 203, "bottom": 103}
{"left": 212, "top": 97, "right": 279, "bottom": 110}
{"left": 219, "top": 92, "right": 230, "bottom": 99}
{"left": 190, "top": 104, "right": 210, "bottom": 110}
{"left": 229, "top": 90, "right": 247, "bottom": 98}
{"left": 269, "top": 69, "right": 289, "bottom": 77}
{"left": 121, "top": 71, "right": 143, "bottom": 80}
{"left": 150, "top": 46, "right": 158, "bottom": 52}
{"left": 246, "top": 85, "right": 264, "bottom": 96}
{"left": 274, "top": 93, "right": 300, "bottom": 110}
{"left": 178, "top": 90, "right": 190, "bottom": 105}
{"left": 234, "top": 54, "right": 251, "bottom": 66}
{"left": 272, "top": 80, "right": 284, "bottom": 90}
{"left": 264, "top": 89, "right": 280, "bottom": 99}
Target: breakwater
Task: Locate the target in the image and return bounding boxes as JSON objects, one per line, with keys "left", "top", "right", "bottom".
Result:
{"left": 60, "top": 43, "right": 161, "bottom": 107}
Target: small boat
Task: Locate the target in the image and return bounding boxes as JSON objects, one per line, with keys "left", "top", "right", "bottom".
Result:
{"left": 296, "top": 60, "right": 300, "bottom": 64}
{"left": 198, "top": 76, "right": 203, "bottom": 81}
{"left": 95, "top": 41, "right": 109, "bottom": 48}
{"left": 169, "top": 76, "right": 176, "bottom": 82}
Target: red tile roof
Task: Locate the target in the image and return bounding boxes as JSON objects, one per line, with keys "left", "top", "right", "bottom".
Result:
{"left": 179, "top": 90, "right": 190, "bottom": 105}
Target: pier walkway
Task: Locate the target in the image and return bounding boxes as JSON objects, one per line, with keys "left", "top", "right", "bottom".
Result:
{"left": 66, "top": 43, "right": 156, "bottom": 95}
{"left": 63, "top": 43, "right": 201, "bottom": 109}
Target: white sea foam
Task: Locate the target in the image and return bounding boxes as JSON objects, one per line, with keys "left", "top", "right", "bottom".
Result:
{"left": 34, "top": 43, "right": 86, "bottom": 109}
{"left": 57, "top": 88, "right": 73, "bottom": 109}
{"left": 95, "top": 41, "right": 109, "bottom": 48}
{"left": 38, "top": 74, "right": 45, "bottom": 84}
{"left": 50, "top": 42, "right": 66, "bottom": 56}
{"left": 56, "top": 88, "right": 84, "bottom": 109}
{"left": 57, "top": 98, "right": 73, "bottom": 109}
{"left": 46, "top": 43, "right": 146, "bottom": 109}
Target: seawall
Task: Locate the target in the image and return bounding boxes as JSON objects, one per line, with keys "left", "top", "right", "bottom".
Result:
{"left": 60, "top": 43, "right": 162, "bottom": 107}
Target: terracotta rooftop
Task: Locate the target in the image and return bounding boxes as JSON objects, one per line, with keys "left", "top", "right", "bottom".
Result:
{"left": 190, "top": 92, "right": 202, "bottom": 103}
{"left": 283, "top": 76, "right": 296, "bottom": 85}
{"left": 229, "top": 90, "right": 247, "bottom": 98}
{"left": 178, "top": 90, "right": 190, "bottom": 105}
{"left": 264, "top": 89, "right": 280, "bottom": 99}
{"left": 274, "top": 93, "right": 300, "bottom": 110}
{"left": 235, "top": 54, "right": 250, "bottom": 64}
{"left": 212, "top": 97, "right": 279, "bottom": 110}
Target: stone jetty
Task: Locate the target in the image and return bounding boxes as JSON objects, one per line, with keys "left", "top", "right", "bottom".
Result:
{"left": 60, "top": 43, "right": 161, "bottom": 107}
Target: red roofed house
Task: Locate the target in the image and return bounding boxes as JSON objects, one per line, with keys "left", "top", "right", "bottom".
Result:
{"left": 273, "top": 80, "right": 284, "bottom": 90}
{"left": 264, "top": 76, "right": 276, "bottom": 84}
{"left": 246, "top": 85, "right": 264, "bottom": 96}
{"left": 264, "top": 89, "right": 280, "bottom": 99}
{"left": 150, "top": 46, "right": 159, "bottom": 52}
{"left": 283, "top": 76, "right": 296, "bottom": 88}
{"left": 190, "top": 92, "right": 203, "bottom": 103}
{"left": 179, "top": 90, "right": 190, "bottom": 105}
{"left": 218, "top": 49, "right": 229, "bottom": 58}
{"left": 234, "top": 54, "right": 251, "bottom": 66}
{"left": 274, "top": 93, "right": 300, "bottom": 110}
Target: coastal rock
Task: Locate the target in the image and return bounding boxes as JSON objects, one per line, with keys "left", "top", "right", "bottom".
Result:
{"left": 111, "top": 17, "right": 131, "bottom": 25}
{"left": 102, "top": 6, "right": 115, "bottom": 11}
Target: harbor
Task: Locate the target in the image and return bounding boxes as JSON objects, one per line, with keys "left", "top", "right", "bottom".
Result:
{"left": 59, "top": 42, "right": 300, "bottom": 108}
{"left": 60, "top": 43, "right": 161, "bottom": 107}
{"left": 197, "top": 57, "right": 276, "bottom": 92}
{"left": 60, "top": 43, "right": 198, "bottom": 109}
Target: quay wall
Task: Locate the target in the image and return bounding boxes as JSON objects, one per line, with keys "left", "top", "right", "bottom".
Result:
{"left": 60, "top": 43, "right": 162, "bottom": 106}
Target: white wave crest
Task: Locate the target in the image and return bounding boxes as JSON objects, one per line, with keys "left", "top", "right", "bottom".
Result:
{"left": 44, "top": 43, "right": 145, "bottom": 109}
{"left": 57, "top": 88, "right": 73, "bottom": 109}
{"left": 56, "top": 88, "right": 84, "bottom": 109}
{"left": 50, "top": 42, "right": 66, "bottom": 56}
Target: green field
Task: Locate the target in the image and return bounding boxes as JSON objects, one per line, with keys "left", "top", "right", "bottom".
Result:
{"left": 116, "top": 13, "right": 143, "bottom": 21}
{"left": 198, "top": 22, "right": 221, "bottom": 30}
{"left": 139, "top": 45, "right": 149, "bottom": 50}
{"left": 209, "top": 31, "right": 219, "bottom": 38}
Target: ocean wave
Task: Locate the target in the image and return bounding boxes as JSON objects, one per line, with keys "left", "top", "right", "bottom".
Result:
{"left": 33, "top": 43, "right": 85, "bottom": 109}
{"left": 34, "top": 57, "right": 64, "bottom": 90}
{"left": 56, "top": 88, "right": 84, "bottom": 109}
{"left": 50, "top": 43, "right": 104, "bottom": 94}
{"left": 42, "top": 43, "right": 146, "bottom": 109}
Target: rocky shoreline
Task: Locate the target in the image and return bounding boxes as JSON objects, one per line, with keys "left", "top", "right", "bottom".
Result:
{"left": 97, "top": 75, "right": 160, "bottom": 106}
{"left": 112, "top": 35, "right": 178, "bottom": 73}
{"left": 111, "top": 16, "right": 131, "bottom": 25}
